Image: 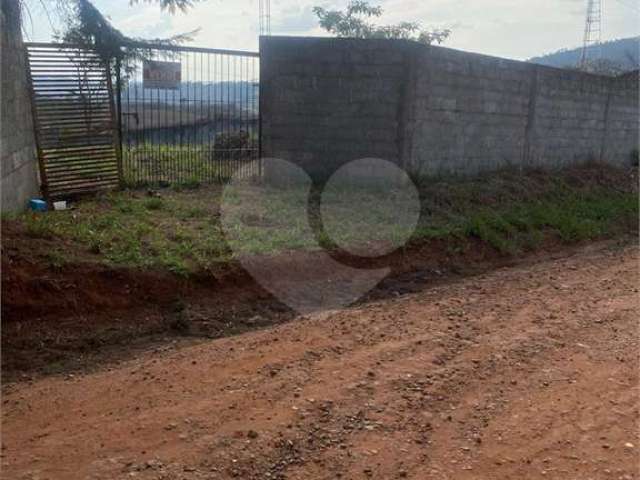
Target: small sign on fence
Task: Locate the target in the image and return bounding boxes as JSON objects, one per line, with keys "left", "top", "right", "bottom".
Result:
{"left": 143, "top": 60, "right": 181, "bottom": 90}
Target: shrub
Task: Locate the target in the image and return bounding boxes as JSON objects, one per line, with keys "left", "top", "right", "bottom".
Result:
{"left": 212, "top": 131, "right": 251, "bottom": 160}
{"left": 144, "top": 198, "right": 164, "bottom": 210}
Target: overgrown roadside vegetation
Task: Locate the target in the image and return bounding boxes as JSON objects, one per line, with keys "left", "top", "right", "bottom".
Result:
{"left": 1, "top": 163, "right": 637, "bottom": 381}
{"left": 3, "top": 163, "right": 637, "bottom": 275}
{"left": 413, "top": 165, "right": 638, "bottom": 254}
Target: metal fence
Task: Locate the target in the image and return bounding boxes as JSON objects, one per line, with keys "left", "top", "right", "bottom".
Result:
{"left": 25, "top": 43, "right": 121, "bottom": 199}
{"left": 118, "top": 43, "right": 260, "bottom": 186}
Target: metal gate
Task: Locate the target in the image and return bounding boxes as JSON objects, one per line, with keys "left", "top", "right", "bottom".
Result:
{"left": 118, "top": 43, "right": 260, "bottom": 186}
{"left": 25, "top": 43, "right": 121, "bottom": 199}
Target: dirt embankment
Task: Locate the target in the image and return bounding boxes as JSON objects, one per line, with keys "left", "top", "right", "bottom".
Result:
{"left": 2, "top": 242, "right": 638, "bottom": 479}
{"left": 3, "top": 164, "right": 637, "bottom": 380}
{"left": 3, "top": 212, "right": 622, "bottom": 383}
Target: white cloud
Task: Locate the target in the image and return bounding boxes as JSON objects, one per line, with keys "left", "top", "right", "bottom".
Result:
{"left": 28, "top": 0, "right": 640, "bottom": 59}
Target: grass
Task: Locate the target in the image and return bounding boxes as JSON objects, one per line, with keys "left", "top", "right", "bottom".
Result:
{"left": 122, "top": 144, "right": 259, "bottom": 188}
{"left": 413, "top": 170, "right": 638, "bottom": 253}
{"left": 456, "top": 190, "right": 637, "bottom": 253}
{"left": 5, "top": 164, "right": 637, "bottom": 274}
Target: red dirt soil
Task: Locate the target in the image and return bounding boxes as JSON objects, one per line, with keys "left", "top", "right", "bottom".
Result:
{"left": 2, "top": 242, "right": 638, "bottom": 479}
{"left": 1, "top": 216, "right": 537, "bottom": 382}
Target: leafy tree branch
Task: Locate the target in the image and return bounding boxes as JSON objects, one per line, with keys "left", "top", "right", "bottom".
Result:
{"left": 313, "top": 1, "right": 451, "bottom": 45}
{"left": 58, "top": 0, "right": 199, "bottom": 67}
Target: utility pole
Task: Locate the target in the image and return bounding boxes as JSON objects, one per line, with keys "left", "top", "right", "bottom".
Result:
{"left": 579, "top": 0, "right": 603, "bottom": 68}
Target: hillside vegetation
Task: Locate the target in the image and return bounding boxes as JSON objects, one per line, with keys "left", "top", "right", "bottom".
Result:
{"left": 529, "top": 36, "right": 639, "bottom": 71}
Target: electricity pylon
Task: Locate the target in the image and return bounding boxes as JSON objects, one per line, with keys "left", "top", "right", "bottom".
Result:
{"left": 259, "top": 0, "right": 271, "bottom": 36}
{"left": 579, "top": 0, "right": 603, "bottom": 67}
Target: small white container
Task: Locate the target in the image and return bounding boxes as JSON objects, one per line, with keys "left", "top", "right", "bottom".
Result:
{"left": 53, "top": 200, "right": 67, "bottom": 211}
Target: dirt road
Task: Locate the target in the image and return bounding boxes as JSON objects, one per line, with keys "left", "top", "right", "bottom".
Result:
{"left": 2, "top": 243, "right": 638, "bottom": 480}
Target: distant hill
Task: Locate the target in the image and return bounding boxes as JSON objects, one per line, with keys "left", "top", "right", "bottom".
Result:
{"left": 529, "top": 37, "right": 639, "bottom": 71}
{"left": 124, "top": 81, "right": 260, "bottom": 107}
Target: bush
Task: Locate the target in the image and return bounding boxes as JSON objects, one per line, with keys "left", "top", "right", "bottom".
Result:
{"left": 144, "top": 198, "right": 164, "bottom": 210}
{"left": 212, "top": 131, "right": 251, "bottom": 160}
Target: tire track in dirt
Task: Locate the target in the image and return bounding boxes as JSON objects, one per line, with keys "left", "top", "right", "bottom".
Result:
{"left": 2, "top": 243, "right": 638, "bottom": 480}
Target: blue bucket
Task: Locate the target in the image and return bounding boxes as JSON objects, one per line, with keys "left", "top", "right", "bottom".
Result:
{"left": 29, "top": 198, "right": 48, "bottom": 212}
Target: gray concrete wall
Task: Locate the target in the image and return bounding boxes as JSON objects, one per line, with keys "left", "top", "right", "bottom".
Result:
{"left": 602, "top": 71, "right": 640, "bottom": 164}
{"left": 408, "top": 46, "right": 533, "bottom": 175}
{"left": 1, "top": 1, "right": 40, "bottom": 212}
{"left": 260, "top": 36, "right": 410, "bottom": 182}
{"left": 260, "top": 36, "right": 639, "bottom": 180}
{"left": 525, "top": 67, "right": 617, "bottom": 170}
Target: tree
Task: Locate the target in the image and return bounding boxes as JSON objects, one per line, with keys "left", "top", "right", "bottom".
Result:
{"left": 47, "top": 0, "right": 200, "bottom": 72}
{"left": 130, "top": 0, "right": 201, "bottom": 14}
{"left": 313, "top": 1, "right": 450, "bottom": 45}
{"left": 12, "top": 0, "right": 200, "bottom": 65}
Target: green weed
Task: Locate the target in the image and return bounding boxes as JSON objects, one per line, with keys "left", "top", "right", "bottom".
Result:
{"left": 24, "top": 215, "right": 56, "bottom": 239}
{"left": 44, "top": 250, "right": 66, "bottom": 269}
{"left": 144, "top": 198, "right": 164, "bottom": 211}
{"left": 3, "top": 164, "right": 637, "bottom": 275}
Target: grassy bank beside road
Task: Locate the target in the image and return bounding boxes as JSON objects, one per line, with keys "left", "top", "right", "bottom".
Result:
{"left": 3, "top": 163, "right": 637, "bottom": 275}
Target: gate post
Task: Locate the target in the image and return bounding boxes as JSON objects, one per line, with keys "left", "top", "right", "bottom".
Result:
{"left": 23, "top": 47, "right": 50, "bottom": 203}
{"left": 110, "top": 58, "right": 124, "bottom": 187}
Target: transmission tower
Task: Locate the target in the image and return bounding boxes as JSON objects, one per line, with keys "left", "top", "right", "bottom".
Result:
{"left": 259, "top": 0, "right": 271, "bottom": 36}
{"left": 579, "top": 0, "right": 603, "bottom": 67}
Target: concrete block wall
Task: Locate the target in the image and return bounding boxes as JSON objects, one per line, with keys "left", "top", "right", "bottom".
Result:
{"left": 260, "top": 36, "right": 639, "bottom": 180}
{"left": 603, "top": 71, "right": 640, "bottom": 164}
{"left": 260, "top": 37, "right": 410, "bottom": 183}
{"left": 527, "top": 67, "right": 611, "bottom": 169}
{"left": 1, "top": 1, "right": 40, "bottom": 212}
{"left": 408, "top": 47, "right": 534, "bottom": 175}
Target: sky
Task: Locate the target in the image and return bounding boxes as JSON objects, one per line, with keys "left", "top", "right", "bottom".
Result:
{"left": 23, "top": 0, "right": 639, "bottom": 60}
